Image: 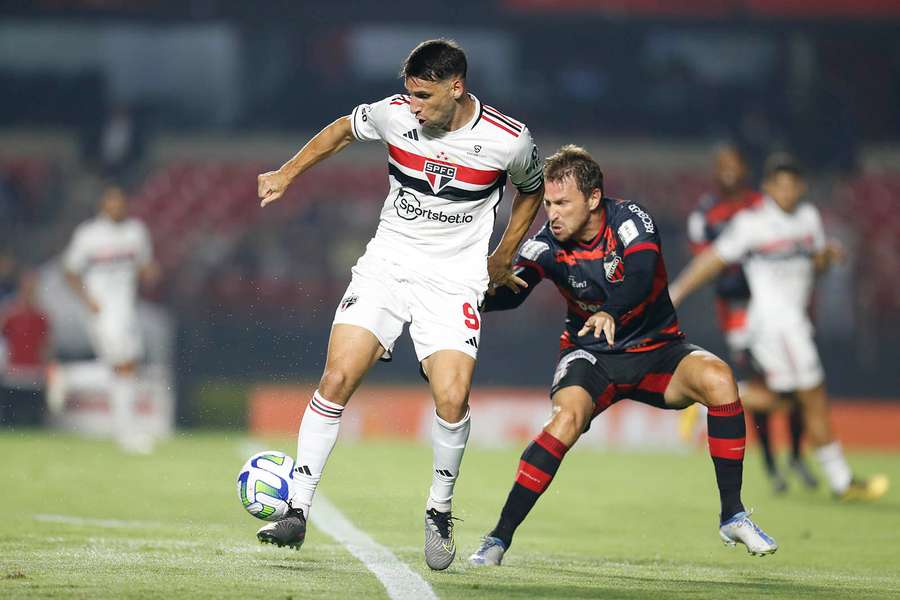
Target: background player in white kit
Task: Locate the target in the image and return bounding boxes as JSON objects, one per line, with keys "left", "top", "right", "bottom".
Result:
{"left": 64, "top": 184, "right": 159, "bottom": 453}
{"left": 255, "top": 39, "right": 544, "bottom": 569}
{"left": 670, "top": 154, "right": 888, "bottom": 501}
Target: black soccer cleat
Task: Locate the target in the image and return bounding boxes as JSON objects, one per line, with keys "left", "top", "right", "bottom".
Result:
{"left": 257, "top": 507, "right": 307, "bottom": 550}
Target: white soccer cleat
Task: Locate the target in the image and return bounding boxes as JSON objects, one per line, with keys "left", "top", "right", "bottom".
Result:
{"left": 468, "top": 536, "right": 506, "bottom": 566}
{"left": 424, "top": 508, "right": 456, "bottom": 570}
{"left": 719, "top": 510, "right": 778, "bottom": 556}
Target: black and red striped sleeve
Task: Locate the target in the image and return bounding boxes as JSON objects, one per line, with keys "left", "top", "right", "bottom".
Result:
{"left": 482, "top": 235, "right": 551, "bottom": 313}
{"left": 602, "top": 203, "right": 663, "bottom": 321}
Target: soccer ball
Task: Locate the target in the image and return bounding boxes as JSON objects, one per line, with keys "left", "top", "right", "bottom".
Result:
{"left": 237, "top": 450, "right": 295, "bottom": 521}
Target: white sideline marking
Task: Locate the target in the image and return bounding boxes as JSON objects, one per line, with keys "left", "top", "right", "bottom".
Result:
{"left": 314, "top": 494, "right": 439, "bottom": 600}
{"left": 34, "top": 514, "right": 161, "bottom": 529}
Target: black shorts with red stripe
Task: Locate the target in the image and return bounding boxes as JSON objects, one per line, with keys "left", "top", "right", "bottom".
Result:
{"left": 550, "top": 340, "right": 703, "bottom": 422}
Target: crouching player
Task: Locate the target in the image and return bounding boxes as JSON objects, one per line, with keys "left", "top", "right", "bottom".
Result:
{"left": 469, "top": 145, "right": 777, "bottom": 566}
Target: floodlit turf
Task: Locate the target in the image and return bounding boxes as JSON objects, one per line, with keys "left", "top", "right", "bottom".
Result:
{"left": 2, "top": 431, "right": 899, "bottom": 599}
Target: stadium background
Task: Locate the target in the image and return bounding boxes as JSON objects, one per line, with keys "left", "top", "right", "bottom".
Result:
{"left": 2, "top": 2, "right": 900, "bottom": 599}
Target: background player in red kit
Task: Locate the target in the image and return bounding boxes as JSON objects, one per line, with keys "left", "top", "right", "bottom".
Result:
{"left": 685, "top": 144, "right": 815, "bottom": 493}
{"left": 468, "top": 145, "right": 777, "bottom": 566}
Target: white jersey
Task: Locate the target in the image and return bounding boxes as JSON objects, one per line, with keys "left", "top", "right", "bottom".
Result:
{"left": 350, "top": 93, "right": 543, "bottom": 286}
{"left": 64, "top": 216, "right": 153, "bottom": 313}
{"left": 714, "top": 196, "right": 825, "bottom": 334}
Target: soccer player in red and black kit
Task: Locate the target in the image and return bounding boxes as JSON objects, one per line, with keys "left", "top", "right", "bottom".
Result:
{"left": 686, "top": 144, "right": 816, "bottom": 494}
{"left": 468, "top": 146, "right": 777, "bottom": 566}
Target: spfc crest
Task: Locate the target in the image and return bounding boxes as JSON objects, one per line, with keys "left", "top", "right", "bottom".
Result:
{"left": 423, "top": 160, "right": 457, "bottom": 194}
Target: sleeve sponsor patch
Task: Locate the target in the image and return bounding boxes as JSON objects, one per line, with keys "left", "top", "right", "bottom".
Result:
{"left": 617, "top": 219, "right": 640, "bottom": 246}
{"left": 520, "top": 239, "right": 549, "bottom": 261}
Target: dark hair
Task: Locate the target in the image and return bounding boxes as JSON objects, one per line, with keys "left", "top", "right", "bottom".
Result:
{"left": 544, "top": 144, "right": 604, "bottom": 198}
{"left": 400, "top": 39, "right": 467, "bottom": 82}
{"left": 713, "top": 141, "right": 748, "bottom": 166}
{"left": 763, "top": 152, "right": 804, "bottom": 179}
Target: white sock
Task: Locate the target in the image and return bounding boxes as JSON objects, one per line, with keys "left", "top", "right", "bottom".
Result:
{"left": 815, "top": 441, "right": 852, "bottom": 494}
{"left": 292, "top": 390, "right": 344, "bottom": 517}
{"left": 427, "top": 410, "right": 471, "bottom": 513}
{"left": 110, "top": 373, "right": 137, "bottom": 447}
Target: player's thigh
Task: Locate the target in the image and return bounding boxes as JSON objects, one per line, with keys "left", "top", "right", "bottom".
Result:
{"left": 422, "top": 349, "right": 475, "bottom": 422}
{"left": 664, "top": 347, "right": 738, "bottom": 409}
{"left": 406, "top": 278, "right": 482, "bottom": 364}
{"left": 90, "top": 311, "right": 142, "bottom": 368}
{"left": 319, "top": 324, "right": 387, "bottom": 405}
{"left": 331, "top": 255, "right": 408, "bottom": 361}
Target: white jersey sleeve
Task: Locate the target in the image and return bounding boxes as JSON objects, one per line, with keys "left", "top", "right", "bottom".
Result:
{"left": 714, "top": 212, "right": 755, "bottom": 264}
{"left": 806, "top": 204, "right": 826, "bottom": 253}
{"left": 507, "top": 127, "right": 543, "bottom": 193}
{"left": 349, "top": 96, "right": 398, "bottom": 142}
{"left": 63, "top": 224, "right": 89, "bottom": 274}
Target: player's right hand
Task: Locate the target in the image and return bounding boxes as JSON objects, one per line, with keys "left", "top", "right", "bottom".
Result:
{"left": 578, "top": 311, "right": 615, "bottom": 344}
{"left": 258, "top": 170, "right": 290, "bottom": 207}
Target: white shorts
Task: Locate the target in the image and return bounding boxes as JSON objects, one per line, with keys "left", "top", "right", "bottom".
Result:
{"left": 88, "top": 307, "right": 143, "bottom": 366}
{"left": 749, "top": 325, "right": 823, "bottom": 393}
{"left": 332, "top": 254, "right": 484, "bottom": 362}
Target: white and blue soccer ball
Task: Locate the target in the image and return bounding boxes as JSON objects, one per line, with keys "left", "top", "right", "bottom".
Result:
{"left": 237, "top": 450, "right": 295, "bottom": 521}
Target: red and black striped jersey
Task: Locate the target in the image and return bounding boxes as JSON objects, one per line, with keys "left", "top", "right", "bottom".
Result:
{"left": 686, "top": 189, "right": 763, "bottom": 301}
{"left": 483, "top": 197, "right": 684, "bottom": 354}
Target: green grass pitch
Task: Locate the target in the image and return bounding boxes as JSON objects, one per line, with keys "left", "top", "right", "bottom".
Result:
{"left": 1, "top": 432, "right": 898, "bottom": 599}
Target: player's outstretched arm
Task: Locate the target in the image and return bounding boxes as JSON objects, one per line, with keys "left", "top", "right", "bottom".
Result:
{"left": 488, "top": 185, "right": 544, "bottom": 291}
{"left": 668, "top": 248, "right": 728, "bottom": 308}
{"left": 258, "top": 116, "right": 356, "bottom": 207}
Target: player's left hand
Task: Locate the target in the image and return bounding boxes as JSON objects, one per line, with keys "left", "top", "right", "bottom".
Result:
{"left": 488, "top": 253, "right": 527, "bottom": 293}
{"left": 579, "top": 311, "right": 616, "bottom": 344}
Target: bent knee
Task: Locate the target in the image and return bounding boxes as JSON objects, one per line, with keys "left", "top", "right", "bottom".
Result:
{"left": 551, "top": 405, "right": 591, "bottom": 437}
{"left": 700, "top": 360, "right": 739, "bottom": 406}
{"left": 318, "top": 368, "right": 354, "bottom": 403}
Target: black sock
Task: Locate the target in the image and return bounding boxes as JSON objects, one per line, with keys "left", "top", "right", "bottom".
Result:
{"left": 489, "top": 430, "right": 569, "bottom": 548}
{"left": 789, "top": 405, "right": 804, "bottom": 461}
{"left": 751, "top": 410, "right": 776, "bottom": 474}
{"left": 708, "top": 401, "right": 747, "bottom": 522}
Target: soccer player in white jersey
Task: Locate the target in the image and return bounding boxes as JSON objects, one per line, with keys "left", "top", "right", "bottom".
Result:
{"left": 64, "top": 184, "right": 159, "bottom": 454}
{"left": 670, "top": 154, "right": 888, "bottom": 501}
{"left": 255, "top": 39, "right": 544, "bottom": 569}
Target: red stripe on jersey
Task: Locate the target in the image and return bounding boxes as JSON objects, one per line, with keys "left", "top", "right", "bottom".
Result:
{"left": 705, "top": 191, "right": 762, "bottom": 225}
{"left": 623, "top": 242, "right": 660, "bottom": 257}
{"left": 624, "top": 339, "right": 676, "bottom": 353}
{"left": 708, "top": 435, "right": 746, "bottom": 460}
{"left": 534, "top": 431, "right": 568, "bottom": 459}
{"left": 387, "top": 144, "right": 502, "bottom": 186}
{"left": 619, "top": 260, "right": 668, "bottom": 326}
{"left": 483, "top": 105, "right": 524, "bottom": 129}
{"left": 481, "top": 115, "right": 520, "bottom": 137}
{"left": 715, "top": 298, "right": 747, "bottom": 333}
{"left": 515, "top": 460, "right": 552, "bottom": 493}
{"left": 637, "top": 372, "right": 672, "bottom": 394}
{"left": 554, "top": 247, "right": 608, "bottom": 265}
{"left": 559, "top": 331, "right": 576, "bottom": 351}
